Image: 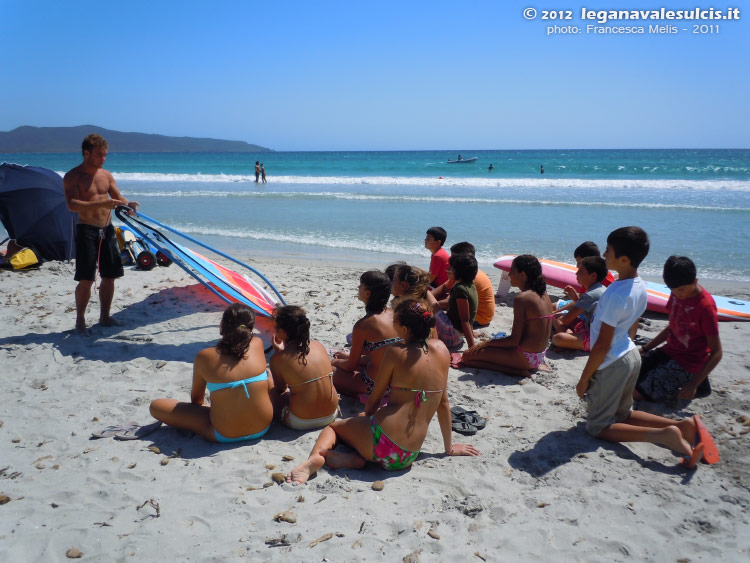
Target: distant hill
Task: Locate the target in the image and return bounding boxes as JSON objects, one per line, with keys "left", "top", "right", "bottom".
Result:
{"left": 0, "top": 125, "right": 271, "bottom": 153}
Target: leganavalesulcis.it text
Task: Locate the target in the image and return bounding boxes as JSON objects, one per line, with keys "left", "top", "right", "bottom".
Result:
{"left": 537, "top": 7, "right": 740, "bottom": 24}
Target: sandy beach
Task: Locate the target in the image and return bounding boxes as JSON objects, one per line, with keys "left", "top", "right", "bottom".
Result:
{"left": 1, "top": 255, "right": 749, "bottom": 561}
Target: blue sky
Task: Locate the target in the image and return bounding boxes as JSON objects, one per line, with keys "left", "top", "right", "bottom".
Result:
{"left": 1, "top": 1, "right": 748, "bottom": 150}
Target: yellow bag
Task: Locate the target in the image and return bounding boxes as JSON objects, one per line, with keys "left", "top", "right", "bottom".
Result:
{"left": 9, "top": 248, "right": 39, "bottom": 270}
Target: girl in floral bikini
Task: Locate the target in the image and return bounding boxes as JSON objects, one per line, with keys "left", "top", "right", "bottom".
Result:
{"left": 288, "top": 299, "right": 480, "bottom": 484}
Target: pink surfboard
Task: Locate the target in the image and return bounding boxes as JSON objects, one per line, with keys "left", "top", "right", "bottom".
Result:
{"left": 493, "top": 254, "right": 669, "bottom": 314}
{"left": 493, "top": 255, "right": 749, "bottom": 320}
{"left": 493, "top": 255, "right": 670, "bottom": 315}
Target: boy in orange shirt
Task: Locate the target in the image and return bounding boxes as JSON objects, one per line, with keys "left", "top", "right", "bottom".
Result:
{"left": 432, "top": 241, "right": 495, "bottom": 328}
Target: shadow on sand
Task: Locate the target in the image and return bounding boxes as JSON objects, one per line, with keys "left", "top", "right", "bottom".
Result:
{"left": 0, "top": 283, "right": 275, "bottom": 364}
{"left": 508, "top": 423, "right": 696, "bottom": 482}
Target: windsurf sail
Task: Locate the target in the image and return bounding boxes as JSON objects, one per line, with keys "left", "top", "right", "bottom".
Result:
{"left": 114, "top": 207, "right": 285, "bottom": 316}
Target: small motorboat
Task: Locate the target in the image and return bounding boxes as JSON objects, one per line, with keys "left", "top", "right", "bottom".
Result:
{"left": 447, "top": 156, "right": 478, "bottom": 163}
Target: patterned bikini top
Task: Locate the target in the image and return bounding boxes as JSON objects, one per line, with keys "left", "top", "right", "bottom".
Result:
{"left": 362, "top": 337, "right": 403, "bottom": 353}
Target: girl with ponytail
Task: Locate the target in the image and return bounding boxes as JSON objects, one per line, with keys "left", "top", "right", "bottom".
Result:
{"left": 461, "top": 254, "right": 553, "bottom": 377}
{"left": 150, "top": 303, "right": 273, "bottom": 442}
{"left": 332, "top": 270, "right": 401, "bottom": 399}
{"left": 287, "top": 299, "right": 480, "bottom": 484}
{"left": 269, "top": 306, "right": 339, "bottom": 431}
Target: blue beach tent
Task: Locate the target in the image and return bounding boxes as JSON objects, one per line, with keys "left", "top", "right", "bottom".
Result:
{"left": 0, "top": 163, "right": 76, "bottom": 261}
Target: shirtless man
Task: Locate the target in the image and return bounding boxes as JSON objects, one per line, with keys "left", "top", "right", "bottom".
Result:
{"left": 63, "top": 134, "right": 139, "bottom": 333}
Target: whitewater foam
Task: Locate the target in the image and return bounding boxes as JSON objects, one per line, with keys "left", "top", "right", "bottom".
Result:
{"left": 121, "top": 189, "right": 750, "bottom": 212}
{"left": 104, "top": 171, "right": 750, "bottom": 192}
{"left": 169, "top": 223, "right": 427, "bottom": 257}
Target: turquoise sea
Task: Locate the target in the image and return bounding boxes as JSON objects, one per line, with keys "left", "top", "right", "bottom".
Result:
{"left": 3, "top": 149, "right": 750, "bottom": 281}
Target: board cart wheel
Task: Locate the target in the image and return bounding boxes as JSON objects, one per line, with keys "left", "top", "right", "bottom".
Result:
{"left": 156, "top": 251, "right": 172, "bottom": 267}
{"left": 136, "top": 250, "right": 157, "bottom": 270}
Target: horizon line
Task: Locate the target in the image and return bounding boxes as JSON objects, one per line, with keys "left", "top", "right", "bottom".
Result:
{"left": 2, "top": 147, "right": 750, "bottom": 154}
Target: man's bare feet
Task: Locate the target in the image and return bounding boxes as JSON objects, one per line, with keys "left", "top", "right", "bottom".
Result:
{"left": 75, "top": 321, "right": 91, "bottom": 336}
{"left": 287, "top": 452, "right": 325, "bottom": 485}
{"left": 99, "top": 317, "right": 124, "bottom": 327}
{"left": 323, "top": 450, "right": 366, "bottom": 470}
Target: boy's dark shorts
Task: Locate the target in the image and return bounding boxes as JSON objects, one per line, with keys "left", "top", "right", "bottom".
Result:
{"left": 74, "top": 223, "right": 124, "bottom": 282}
{"left": 585, "top": 347, "right": 641, "bottom": 436}
{"left": 635, "top": 348, "right": 711, "bottom": 401}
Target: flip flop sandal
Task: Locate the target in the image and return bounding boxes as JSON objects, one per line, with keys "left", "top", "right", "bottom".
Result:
{"left": 452, "top": 420, "right": 478, "bottom": 436}
{"left": 114, "top": 421, "right": 163, "bottom": 441}
{"left": 451, "top": 407, "right": 487, "bottom": 431}
{"left": 462, "top": 413, "right": 486, "bottom": 431}
{"left": 681, "top": 442, "right": 705, "bottom": 469}
{"left": 91, "top": 421, "right": 139, "bottom": 439}
{"left": 694, "top": 414, "right": 720, "bottom": 464}
{"left": 451, "top": 406, "right": 475, "bottom": 417}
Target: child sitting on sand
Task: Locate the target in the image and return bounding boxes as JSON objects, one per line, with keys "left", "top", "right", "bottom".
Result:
{"left": 572, "top": 241, "right": 615, "bottom": 286}
{"left": 269, "top": 305, "right": 339, "bottom": 430}
{"left": 461, "top": 255, "right": 552, "bottom": 377}
{"left": 425, "top": 226, "right": 450, "bottom": 287}
{"left": 390, "top": 264, "right": 439, "bottom": 310}
{"left": 554, "top": 241, "right": 615, "bottom": 311}
{"left": 149, "top": 303, "right": 273, "bottom": 442}
{"left": 551, "top": 256, "right": 608, "bottom": 352}
{"left": 635, "top": 256, "right": 721, "bottom": 402}
{"left": 432, "top": 242, "right": 496, "bottom": 328}
{"left": 575, "top": 227, "right": 713, "bottom": 468}
{"left": 287, "top": 299, "right": 480, "bottom": 484}
{"left": 331, "top": 270, "right": 400, "bottom": 397}
{"left": 434, "top": 253, "right": 478, "bottom": 348}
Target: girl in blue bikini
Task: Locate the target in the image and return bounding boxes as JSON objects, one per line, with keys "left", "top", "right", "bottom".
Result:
{"left": 149, "top": 303, "right": 273, "bottom": 442}
{"left": 288, "top": 299, "right": 480, "bottom": 484}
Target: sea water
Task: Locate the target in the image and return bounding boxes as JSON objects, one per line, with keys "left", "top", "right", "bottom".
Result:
{"left": 3, "top": 149, "right": 749, "bottom": 281}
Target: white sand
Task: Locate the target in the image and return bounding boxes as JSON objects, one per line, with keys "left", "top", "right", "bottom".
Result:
{"left": 1, "top": 256, "right": 749, "bottom": 561}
